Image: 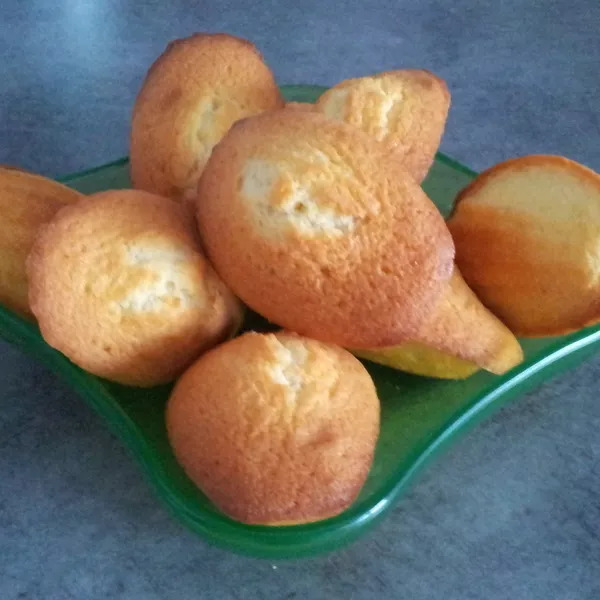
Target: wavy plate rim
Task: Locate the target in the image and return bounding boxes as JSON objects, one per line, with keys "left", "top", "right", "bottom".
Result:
{"left": 2, "top": 84, "right": 598, "bottom": 558}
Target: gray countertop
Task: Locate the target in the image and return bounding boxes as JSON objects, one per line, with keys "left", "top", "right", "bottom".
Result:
{"left": 1, "top": 1, "right": 599, "bottom": 598}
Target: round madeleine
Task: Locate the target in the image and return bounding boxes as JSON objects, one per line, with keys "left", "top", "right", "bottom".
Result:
{"left": 28, "top": 189, "right": 242, "bottom": 386}
{"left": 166, "top": 331, "right": 380, "bottom": 525}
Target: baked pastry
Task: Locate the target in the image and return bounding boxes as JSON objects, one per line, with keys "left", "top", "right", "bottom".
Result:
{"left": 356, "top": 267, "right": 523, "bottom": 378}
{"left": 315, "top": 70, "right": 450, "bottom": 182}
{"left": 0, "top": 166, "right": 81, "bottom": 318}
{"left": 166, "top": 331, "right": 380, "bottom": 525}
{"left": 196, "top": 108, "right": 454, "bottom": 349}
{"left": 285, "top": 101, "right": 315, "bottom": 111}
{"left": 28, "top": 189, "right": 243, "bottom": 386}
{"left": 448, "top": 155, "right": 600, "bottom": 336}
{"left": 130, "top": 33, "right": 284, "bottom": 201}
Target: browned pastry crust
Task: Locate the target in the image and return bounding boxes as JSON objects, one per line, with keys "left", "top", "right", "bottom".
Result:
{"left": 196, "top": 108, "right": 455, "bottom": 348}
{"left": 166, "top": 331, "right": 380, "bottom": 525}
{"left": 448, "top": 155, "right": 600, "bottom": 336}
{"left": 0, "top": 166, "right": 81, "bottom": 318}
{"left": 355, "top": 266, "right": 523, "bottom": 378}
{"left": 130, "top": 33, "right": 284, "bottom": 201}
{"left": 315, "top": 70, "right": 450, "bottom": 182}
{"left": 408, "top": 267, "right": 523, "bottom": 373}
{"left": 285, "top": 101, "right": 315, "bottom": 111}
{"left": 27, "top": 189, "right": 243, "bottom": 386}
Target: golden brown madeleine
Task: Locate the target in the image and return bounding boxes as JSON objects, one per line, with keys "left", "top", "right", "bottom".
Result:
{"left": 0, "top": 166, "right": 81, "bottom": 318}
{"left": 130, "top": 33, "right": 284, "bottom": 201}
{"left": 315, "top": 70, "right": 450, "bottom": 182}
{"left": 28, "top": 190, "right": 243, "bottom": 386}
{"left": 356, "top": 267, "right": 524, "bottom": 378}
{"left": 448, "top": 155, "right": 600, "bottom": 337}
{"left": 411, "top": 268, "right": 523, "bottom": 373}
{"left": 166, "top": 331, "right": 380, "bottom": 525}
{"left": 196, "top": 109, "right": 454, "bottom": 348}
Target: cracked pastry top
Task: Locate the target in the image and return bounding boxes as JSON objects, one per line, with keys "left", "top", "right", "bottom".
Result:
{"left": 130, "top": 32, "right": 284, "bottom": 202}
{"left": 166, "top": 331, "right": 380, "bottom": 525}
{"left": 315, "top": 70, "right": 450, "bottom": 182}
{"left": 27, "top": 189, "right": 243, "bottom": 386}
{"left": 196, "top": 108, "right": 455, "bottom": 348}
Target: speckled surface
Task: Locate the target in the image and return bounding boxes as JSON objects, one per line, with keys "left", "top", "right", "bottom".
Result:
{"left": 1, "top": 1, "right": 599, "bottom": 598}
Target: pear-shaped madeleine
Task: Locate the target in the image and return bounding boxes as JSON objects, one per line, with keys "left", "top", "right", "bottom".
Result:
{"left": 196, "top": 108, "right": 454, "bottom": 349}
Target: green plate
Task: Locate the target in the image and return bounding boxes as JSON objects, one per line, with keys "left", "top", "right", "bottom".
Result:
{"left": 3, "top": 85, "right": 599, "bottom": 559}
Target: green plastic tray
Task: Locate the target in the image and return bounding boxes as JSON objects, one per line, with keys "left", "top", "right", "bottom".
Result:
{"left": 3, "top": 85, "right": 599, "bottom": 559}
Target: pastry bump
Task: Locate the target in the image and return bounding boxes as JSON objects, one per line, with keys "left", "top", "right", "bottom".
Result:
{"left": 166, "top": 331, "right": 380, "bottom": 525}
{"left": 27, "top": 189, "right": 243, "bottom": 386}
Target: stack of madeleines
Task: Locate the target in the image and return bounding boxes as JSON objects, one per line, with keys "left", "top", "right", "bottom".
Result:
{"left": 2, "top": 32, "right": 599, "bottom": 525}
